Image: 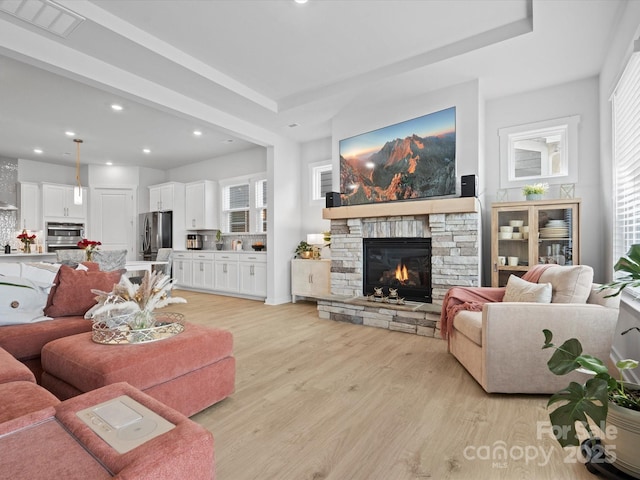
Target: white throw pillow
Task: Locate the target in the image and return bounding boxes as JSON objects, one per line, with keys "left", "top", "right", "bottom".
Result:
{"left": 21, "top": 262, "right": 60, "bottom": 293}
{"left": 503, "top": 275, "right": 552, "bottom": 303}
{"left": 0, "top": 276, "right": 50, "bottom": 325}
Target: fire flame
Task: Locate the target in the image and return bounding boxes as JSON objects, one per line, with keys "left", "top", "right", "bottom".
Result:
{"left": 395, "top": 263, "right": 408, "bottom": 283}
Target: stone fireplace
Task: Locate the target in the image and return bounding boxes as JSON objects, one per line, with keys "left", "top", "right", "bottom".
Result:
{"left": 318, "top": 197, "right": 481, "bottom": 337}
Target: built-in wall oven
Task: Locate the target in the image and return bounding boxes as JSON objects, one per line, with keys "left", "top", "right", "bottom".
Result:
{"left": 46, "top": 222, "right": 84, "bottom": 253}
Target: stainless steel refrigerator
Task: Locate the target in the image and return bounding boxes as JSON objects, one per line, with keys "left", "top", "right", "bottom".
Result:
{"left": 139, "top": 211, "right": 172, "bottom": 260}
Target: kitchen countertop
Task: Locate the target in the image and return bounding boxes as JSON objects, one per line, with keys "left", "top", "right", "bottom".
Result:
{"left": 1, "top": 252, "right": 56, "bottom": 257}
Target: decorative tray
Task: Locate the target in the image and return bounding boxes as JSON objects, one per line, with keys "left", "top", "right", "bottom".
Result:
{"left": 92, "top": 312, "right": 185, "bottom": 345}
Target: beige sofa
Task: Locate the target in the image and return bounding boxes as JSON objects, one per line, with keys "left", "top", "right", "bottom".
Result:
{"left": 448, "top": 266, "right": 621, "bottom": 394}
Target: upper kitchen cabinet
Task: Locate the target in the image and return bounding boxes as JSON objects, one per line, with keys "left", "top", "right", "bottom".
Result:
{"left": 41, "top": 183, "right": 87, "bottom": 222}
{"left": 149, "top": 182, "right": 184, "bottom": 212}
{"left": 185, "top": 180, "right": 218, "bottom": 230}
{"left": 19, "top": 182, "right": 41, "bottom": 230}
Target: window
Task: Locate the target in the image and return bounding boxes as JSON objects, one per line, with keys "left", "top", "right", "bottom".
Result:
{"left": 221, "top": 175, "right": 267, "bottom": 233}
{"left": 256, "top": 179, "right": 267, "bottom": 233}
{"left": 498, "top": 115, "right": 580, "bottom": 189}
{"left": 613, "top": 53, "right": 640, "bottom": 264}
{"left": 311, "top": 163, "right": 333, "bottom": 201}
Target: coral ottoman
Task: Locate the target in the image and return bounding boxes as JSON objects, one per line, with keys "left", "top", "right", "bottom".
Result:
{"left": 40, "top": 322, "right": 235, "bottom": 416}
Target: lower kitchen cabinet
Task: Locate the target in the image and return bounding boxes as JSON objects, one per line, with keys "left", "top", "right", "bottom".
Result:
{"left": 173, "top": 251, "right": 193, "bottom": 287}
{"left": 214, "top": 253, "right": 239, "bottom": 293}
{"left": 192, "top": 252, "right": 214, "bottom": 290}
{"left": 239, "top": 253, "right": 267, "bottom": 297}
{"left": 172, "top": 250, "right": 266, "bottom": 299}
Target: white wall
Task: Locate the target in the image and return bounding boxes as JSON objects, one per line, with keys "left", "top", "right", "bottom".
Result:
{"left": 485, "top": 76, "right": 601, "bottom": 283}
{"left": 300, "top": 137, "right": 332, "bottom": 236}
{"left": 165, "top": 147, "right": 266, "bottom": 183}
{"left": 18, "top": 158, "right": 81, "bottom": 184}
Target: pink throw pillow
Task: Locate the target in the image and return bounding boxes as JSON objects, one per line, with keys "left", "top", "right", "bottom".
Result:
{"left": 44, "top": 265, "right": 123, "bottom": 317}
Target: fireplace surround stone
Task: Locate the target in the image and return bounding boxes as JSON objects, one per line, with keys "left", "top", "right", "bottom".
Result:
{"left": 319, "top": 198, "right": 481, "bottom": 337}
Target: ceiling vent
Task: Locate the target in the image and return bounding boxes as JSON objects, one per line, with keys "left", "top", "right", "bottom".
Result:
{"left": 0, "top": 0, "right": 84, "bottom": 38}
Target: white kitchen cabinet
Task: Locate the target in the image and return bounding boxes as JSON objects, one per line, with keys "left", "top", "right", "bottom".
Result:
{"left": 185, "top": 180, "right": 218, "bottom": 230}
{"left": 173, "top": 251, "right": 193, "bottom": 287}
{"left": 19, "top": 182, "right": 41, "bottom": 230}
{"left": 291, "top": 259, "right": 331, "bottom": 303}
{"left": 191, "top": 251, "right": 215, "bottom": 290}
{"left": 41, "top": 183, "right": 87, "bottom": 222}
{"left": 149, "top": 182, "right": 184, "bottom": 212}
{"left": 238, "top": 252, "right": 267, "bottom": 298}
{"left": 214, "top": 252, "right": 239, "bottom": 293}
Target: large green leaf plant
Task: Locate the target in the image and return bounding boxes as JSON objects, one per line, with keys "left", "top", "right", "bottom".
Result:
{"left": 600, "top": 244, "right": 640, "bottom": 297}
{"left": 542, "top": 329, "right": 639, "bottom": 448}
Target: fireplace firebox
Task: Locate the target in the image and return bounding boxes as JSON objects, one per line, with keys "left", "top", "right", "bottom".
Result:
{"left": 363, "top": 238, "right": 432, "bottom": 303}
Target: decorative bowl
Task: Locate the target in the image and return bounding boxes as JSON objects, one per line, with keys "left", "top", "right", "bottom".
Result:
{"left": 498, "top": 232, "right": 512, "bottom": 240}
{"left": 499, "top": 226, "right": 514, "bottom": 233}
{"left": 509, "top": 220, "right": 524, "bottom": 228}
{"left": 252, "top": 244, "right": 265, "bottom": 251}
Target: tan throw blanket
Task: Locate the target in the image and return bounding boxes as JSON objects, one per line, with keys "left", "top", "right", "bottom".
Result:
{"left": 439, "top": 264, "right": 555, "bottom": 339}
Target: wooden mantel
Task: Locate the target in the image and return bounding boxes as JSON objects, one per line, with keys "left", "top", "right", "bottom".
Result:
{"left": 322, "top": 197, "right": 480, "bottom": 220}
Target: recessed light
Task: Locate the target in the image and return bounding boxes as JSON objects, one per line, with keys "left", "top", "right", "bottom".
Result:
{"left": 294, "top": 0, "right": 308, "bottom": 4}
{"left": 288, "top": 123, "right": 299, "bottom": 128}
{"left": 106, "top": 161, "right": 113, "bottom": 166}
{"left": 65, "top": 131, "right": 75, "bottom": 136}
{"left": 193, "top": 130, "right": 202, "bottom": 136}
{"left": 111, "top": 104, "right": 123, "bottom": 111}
{"left": 143, "top": 148, "right": 151, "bottom": 154}
{"left": 33, "top": 148, "right": 43, "bottom": 154}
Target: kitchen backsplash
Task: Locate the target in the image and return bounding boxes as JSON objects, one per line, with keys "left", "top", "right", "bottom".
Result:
{"left": 197, "top": 230, "right": 267, "bottom": 251}
{"left": 0, "top": 159, "right": 18, "bottom": 246}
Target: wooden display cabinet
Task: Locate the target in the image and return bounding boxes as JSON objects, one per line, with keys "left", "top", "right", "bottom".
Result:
{"left": 491, "top": 199, "right": 581, "bottom": 287}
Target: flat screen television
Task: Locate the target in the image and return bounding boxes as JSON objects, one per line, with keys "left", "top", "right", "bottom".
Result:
{"left": 339, "top": 106, "right": 456, "bottom": 206}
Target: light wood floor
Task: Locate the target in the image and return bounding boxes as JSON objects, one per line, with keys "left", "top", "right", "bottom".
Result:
{"left": 169, "top": 290, "right": 594, "bottom": 480}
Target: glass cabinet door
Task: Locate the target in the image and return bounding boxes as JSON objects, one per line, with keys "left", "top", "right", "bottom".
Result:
{"left": 535, "top": 204, "right": 578, "bottom": 267}
{"left": 493, "top": 207, "right": 532, "bottom": 286}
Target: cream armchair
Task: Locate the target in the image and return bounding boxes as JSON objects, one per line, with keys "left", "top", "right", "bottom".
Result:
{"left": 448, "top": 271, "right": 620, "bottom": 394}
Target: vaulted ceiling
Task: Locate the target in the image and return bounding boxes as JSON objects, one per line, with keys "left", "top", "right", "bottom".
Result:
{"left": 0, "top": 0, "right": 625, "bottom": 169}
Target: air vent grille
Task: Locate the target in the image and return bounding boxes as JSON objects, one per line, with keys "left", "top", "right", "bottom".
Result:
{"left": 0, "top": 0, "right": 84, "bottom": 38}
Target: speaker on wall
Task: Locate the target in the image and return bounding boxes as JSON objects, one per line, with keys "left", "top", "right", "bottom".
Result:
{"left": 461, "top": 174, "right": 477, "bottom": 198}
{"left": 326, "top": 192, "right": 341, "bottom": 208}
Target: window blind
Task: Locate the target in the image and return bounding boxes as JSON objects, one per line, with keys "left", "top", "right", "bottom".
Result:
{"left": 320, "top": 169, "right": 332, "bottom": 197}
{"left": 613, "top": 52, "right": 640, "bottom": 263}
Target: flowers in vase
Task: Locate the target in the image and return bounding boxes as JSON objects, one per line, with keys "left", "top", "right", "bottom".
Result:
{"left": 77, "top": 238, "right": 102, "bottom": 260}
{"left": 17, "top": 229, "right": 36, "bottom": 252}
{"left": 85, "top": 271, "right": 186, "bottom": 330}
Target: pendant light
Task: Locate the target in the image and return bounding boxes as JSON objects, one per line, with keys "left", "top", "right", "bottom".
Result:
{"left": 73, "top": 138, "right": 83, "bottom": 205}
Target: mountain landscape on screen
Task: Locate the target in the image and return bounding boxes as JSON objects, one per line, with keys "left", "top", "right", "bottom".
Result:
{"left": 339, "top": 107, "right": 456, "bottom": 206}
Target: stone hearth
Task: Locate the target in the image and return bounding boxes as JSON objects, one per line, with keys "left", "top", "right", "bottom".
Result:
{"left": 319, "top": 198, "right": 481, "bottom": 337}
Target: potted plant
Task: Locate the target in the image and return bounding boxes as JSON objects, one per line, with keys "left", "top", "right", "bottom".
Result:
{"left": 542, "top": 329, "right": 640, "bottom": 476}
{"left": 215, "top": 230, "right": 224, "bottom": 250}
{"left": 522, "top": 182, "right": 549, "bottom": 200}
{"left": 598, "top": 244, "right": 640, "bottom": 298}
{"left": 295, "top": 241, "right": 314, "bottom": 259}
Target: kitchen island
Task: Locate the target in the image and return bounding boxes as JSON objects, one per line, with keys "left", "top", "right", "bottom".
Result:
{"left": 0, "top": 252, "right": 56, "bottom": 262}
